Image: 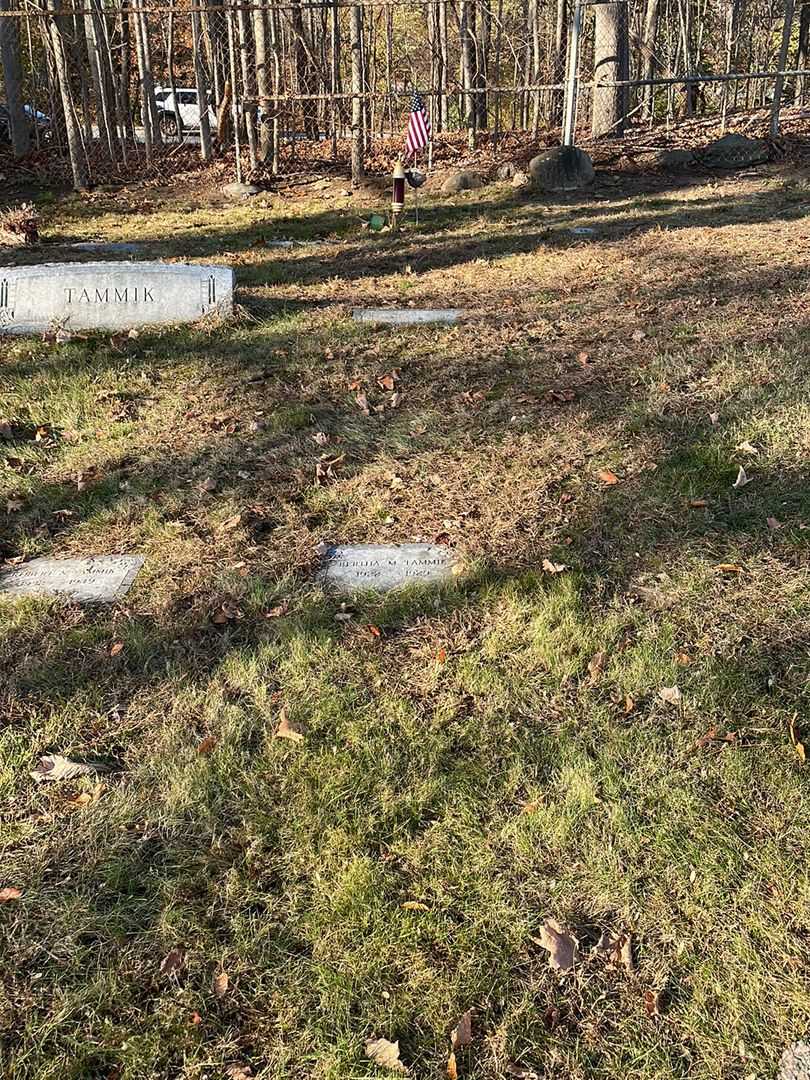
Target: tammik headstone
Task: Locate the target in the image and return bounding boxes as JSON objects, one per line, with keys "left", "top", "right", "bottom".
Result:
{"left": 0, "top": 262, "right": 234, "bottom": 334}
{"left": 0, "top": 555, "right": 144, "bottom": 603}
{"left": 320, "top": 543, "right": 460, "bottom": 592}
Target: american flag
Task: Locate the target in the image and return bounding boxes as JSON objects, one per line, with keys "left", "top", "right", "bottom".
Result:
{"left": 405, "top": 90, "right": 431, "bottom": 157}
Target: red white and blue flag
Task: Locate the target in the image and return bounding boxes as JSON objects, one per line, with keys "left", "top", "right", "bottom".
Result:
{"left": 405, "top": 90, "right": 431, "bottom": 157}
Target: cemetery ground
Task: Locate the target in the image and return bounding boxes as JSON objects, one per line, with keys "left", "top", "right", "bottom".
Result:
{"left": 1, "top": 164, "right": 809, "bottom": 1080}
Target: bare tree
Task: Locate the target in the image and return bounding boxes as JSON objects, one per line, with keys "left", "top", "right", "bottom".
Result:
{"left": 0, "top": 0, "right": 31, "bottom": 157}
{"left": 350, "top": 1, "right": 363, "bottom": 185}
{"left": 592, "top": 1, "right": 630, "bottom": 137}
{"left": 46, "top": 0, "right": 88, "bottom": 189}
{"left": 253, "top": 0, "right": 272, "bottom": 162}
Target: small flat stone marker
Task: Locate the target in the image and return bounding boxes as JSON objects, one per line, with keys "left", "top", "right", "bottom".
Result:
{"left": 320, "top": 543, "right": 460, "bottom": 593}
{"left": 353, "top": 308, "right": 461, "bottom": 326}
{"left": 70, "top": 241, "right": 145, "bottom": 255}
{"left": 0, "top": 555, "right": 144, "bottom": 603}
{"left": 0, "top": 262, "right": 233, "bottom": 335}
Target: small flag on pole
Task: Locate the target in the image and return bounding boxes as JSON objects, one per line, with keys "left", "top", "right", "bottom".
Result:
{"left": 405, "top": 90, "right": 431, "bottom": 158}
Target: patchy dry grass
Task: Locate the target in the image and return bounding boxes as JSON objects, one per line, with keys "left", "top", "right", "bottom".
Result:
{"left": 1, "top": 165, "right": 810, "bottom": 1080}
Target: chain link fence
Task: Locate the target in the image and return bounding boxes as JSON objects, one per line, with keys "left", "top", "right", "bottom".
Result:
{"left": 0, "top": 0, "right": 808, "bottom": 189}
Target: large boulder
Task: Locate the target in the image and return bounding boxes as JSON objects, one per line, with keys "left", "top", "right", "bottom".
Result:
{"left": 529, "top": 146, "right": 595, "bottom": 192}
{"left": 441, "top": 170, "right": 484, "bottom": 195}
{"left": 496, "top": 161, "right": 520, "bottom": 181}
{"left": 222, "top": 181, "right": 261, "bottom": 198}
{"left": 701, "top": 133, "right": 770, "bottom": 169}
{"left": 657, "top": 148, "right": 697, "bottom": 171}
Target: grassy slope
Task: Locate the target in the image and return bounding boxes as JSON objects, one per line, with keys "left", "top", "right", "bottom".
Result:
{"left": 1, "top": 168, "right": 809, "bottom": 1080}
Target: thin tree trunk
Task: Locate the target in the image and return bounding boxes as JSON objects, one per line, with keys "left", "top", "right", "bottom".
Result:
{"left": 799, "top": 2, "right": 810, "bottom": 104}
{"left": 529, "top": 0, "right": 541, "bottom": 130}
{"left": 167, "top": 0, "right": 184, "bottom": 141}
{"left": 350, "top": 1, "right": 363, "bottom": 185}
{"left": 132, "top": 3, "right": 154, "bottom": 162}
{"left": 139, "top": 8, "right": 163, "bottom": 144}
{"left": 460, "top": 0, "right": 476, "bottom": 147}
{"left": 551, "top": 0, "right": 567, "bottom": 125}
{"left": 640, "top": 0, "right": 659, "bottom": 117}
{"left": 439, "top": 0, "right": 449, "bottom": 128}
{"left": 235, "top": 0, "right": 257, "bottom": 168}
{"left": 192, "top": 6, "right": 213, "bottom": 159}
{"left": 0, "top": 0, "right": 31, "bottom": 156}
{"left": 118, "top": 1, "right": 135, "bottom": 142}
{"left": 47, "top": 0, "right": 88, "bottom": 189}
{"left": 253, "top": 0, "right": 272, "bottom": 162}
{"left": 84, "top": 0, "right": 116, "bottom": 158}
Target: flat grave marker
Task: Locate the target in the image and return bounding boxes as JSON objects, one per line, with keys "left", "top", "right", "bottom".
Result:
{"left": 0, "top": 262, "right": 234, "bottom": 335}
{"left": 70, "top": 241, "right": 146, "bottom": 255}
{"left": 353, "top": 308, "right": 462, "bottom": 326}
{"left": 0, "top": 555, "right": 144, "bottom": 603}
{"left": 320, "top": 543, "right": 460, "bottom": 593}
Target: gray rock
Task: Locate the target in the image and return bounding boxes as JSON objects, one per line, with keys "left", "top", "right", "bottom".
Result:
{"left": 529, "top": 146, "right": 595, "bottom": 191}
{"left": 512, "top": 170, "right": 531, "bottom": 189}
{"left": 0, "top": 262, "right": 234, "bottom": 335}
{"left": 701, "top": 132, "right": 770, "bottom": 169}
{"left": 496, "top": 161, "right": 519, "bottom": 181}
{"left": 222, "top": 181, "right": 261, "bottom": 198}
{"left": 779, "top": 1043, "right": 810, "bottom": 1080}
{"left": 441, "top": 170, "right": 484, "bottom": 195}
{"left": 657, "top": 148, "right": 697, "bottom": 171}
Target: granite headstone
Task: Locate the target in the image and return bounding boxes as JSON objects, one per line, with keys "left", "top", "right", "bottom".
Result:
{"left": 321, "top": 543, "right": 460, "bottom": 592}
{"left": 0, "top": 262, "right": 233, "bottom": 334}
{"left": 0, "top": 555, "right": 144, "bottom": 603}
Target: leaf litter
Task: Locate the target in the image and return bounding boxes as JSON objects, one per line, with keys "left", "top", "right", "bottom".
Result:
{"left": 31, "top": 754, "right": 112, "bottom": 783}
{"left": 365, "top": 1037, "right": 408, "bottom": 1073}
{"left": 533, "top": 918, "right": 580, "bottom": 971}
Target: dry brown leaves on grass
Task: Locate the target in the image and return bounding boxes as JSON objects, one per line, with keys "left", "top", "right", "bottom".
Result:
{"left": 595, "top": 930, "right": 635, "bottom": 973}
{"left": 0, "top": 887, "right": 22, "bottom": 901}
{"left": 533, "top": 918, "right": 580, "bottom": 972}
{"left": 275, "top": 708, "right": 305, "bottom": 743}
{"left": 30, "top": 754, "right": 107, "bottom": 783}
{"left": 160, "top": 947, "right": 186, "bottom": 977}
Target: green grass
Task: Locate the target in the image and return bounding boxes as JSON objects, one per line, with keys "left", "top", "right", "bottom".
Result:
{"left": 1, "top": 167, "right": 809, "bottom": 1080}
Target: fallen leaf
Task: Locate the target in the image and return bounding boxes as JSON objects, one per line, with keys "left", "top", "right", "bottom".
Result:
{"left": 735, "top": 441, "right": 758, "bottom": 454}
{"left": 716, "top": 563, "right": 743, "bottom": 574}
{"left": 623, "top": 693, "right": 635, "bottom": 715}
{"left": 219, "top": 512, "right": 243, "bottom": 532}
{"left": 225, "top": 1067, "right": 253, "bottom": 1080}
{"left": 597, "top": 469, "right": 620, "bottom": 485}
{"left": 689, "top": 498, "right": 708, "bottom": 508}
{"left": 542, "top": 558, "right": 567, "bottom": 574}
{"left": 658, "top": 686, "right": 682, "bottom": 706}
{"left": 595, "top": 930, "right": 634, "bottom": 973}
{"left": 355, "top": 392, "right": 371, "bottom": 416}
{"left": 451, "top": 1009, "right": 473, "bottom": 1050}
{"left": 367, "top": 624, "right": 382, "bottom": 638}
{"left": 312, "top": 431, "right": 331, "bottom": 446}
{"left": 265, "top": 601, "right": 290, "bottom": 618}
{"left": 631, "top": 328, "right": 646, "bottom": 342}
{"left": 576, "top": 351, "right": 591, "bottom": 366}
{"left": 543, "top": 1006, "right": 561, "bottom": 1031}
{"left": 109, "top": 640, "right": 124, "bottom": 657}
{"left": 401, "top": 900, "right": 429, "bottom": 911}
{"left": 675, "top": 651, "right": 691, "bottom": 666}
{"left": 534, "top": 918, "right": 579, "bottom": 972}
{"left": 436, "top": 648, "right": 448, "bottom": 664}
{"left": 377, "top": 371, "right": 399, "bottom": 391}
{"left": 212, "top": 970, "right": 229, "bottom": 997}
{"left": 197, "top": 736, "right": 217, "bottom": 755}
{"left": 732, "top": 465, "right": 752, "bottom": 489}
{"left": 789, "top": 717, "right": 806, "bottom": 762}
{"left": 587, "top": 650, "right": 607, "bottom": 686}
{"left": 390, "top": 391, "right": 402, "bottom": 408}
{"left": 365, "top": 1037, "right": 408, "bottom": 1074}
{"left": 709, "top": 412, "right": 720, "bottom": 426}
{"left": 68, "top": 781, "right": 104, "bottom": 807}
{"left": 767, "top": 516, "right": 782, "bottom": 531}
{"left": 643, "top": 989, "right": 668, "bottom": 1017}
{"left": 0, "top": 887, "right": 22, "bottom": 901}
{"left": 200, "top": 476, "right": 218, "bottom": 493}
{"left": 275, "top": 707, "right": 304, "bottom": 743}
{"left": 505, "top": 1066, "right": 538, "bottom": 1079}
{"left": 190, "top": 1011, "right": 202, "bottom": 1026}
{"left": 5, "top": 498, "right": 23, "bottom": 513}
{"left": 447, "top": 1051, "right": 458, "bottom": 1080}
{"left": 160, "top": 947, "right": 185, "bottom": 977}
{"left": 31, "top": 754, "right": 105, "bottom": 783}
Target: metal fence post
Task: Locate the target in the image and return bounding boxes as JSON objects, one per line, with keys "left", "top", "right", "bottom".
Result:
{"left": 562, "top": 0, "right": 583, "bottom": 146}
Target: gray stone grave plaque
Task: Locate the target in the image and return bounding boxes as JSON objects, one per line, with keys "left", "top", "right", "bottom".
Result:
{"left": 0, "top": 262, "right": 233, "bottom": 335}
{"left": 320, "top": 543, "right": 460, "bottom": 593}
{"left": 353, "top": 308, "right": 461, "bottom": 326}
{"left": 0, "top": 555, "right": 144, "bottom": 603}
{"left": 70, "top": 242, "right": 145, "bottom": 255}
